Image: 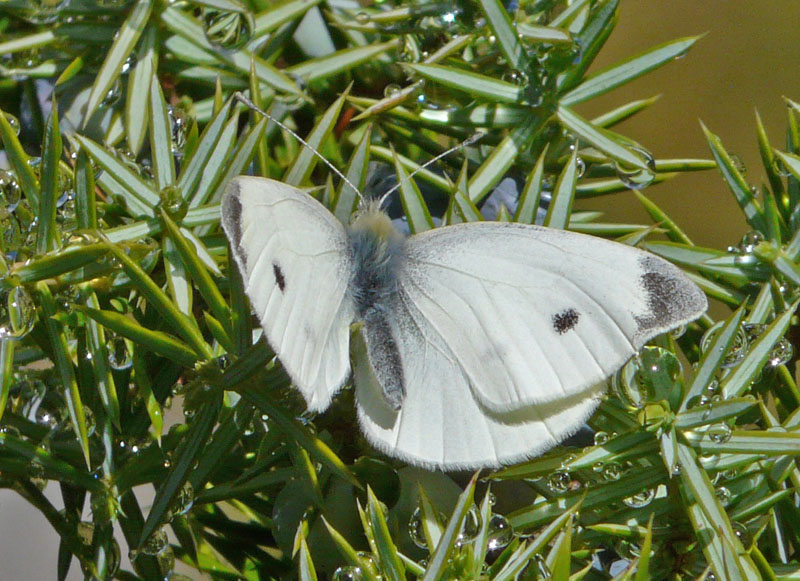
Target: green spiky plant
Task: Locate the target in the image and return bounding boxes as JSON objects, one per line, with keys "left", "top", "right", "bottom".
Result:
{"left": 1, "top": 0, "right": 799, "bottom": 578}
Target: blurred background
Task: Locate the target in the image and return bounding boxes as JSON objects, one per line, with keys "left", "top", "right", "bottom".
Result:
{"left": 2, "top": 1, "right": 800, "bottom": 578}
{"left": 578, "top": 0, "right": 800, "bottom": 249}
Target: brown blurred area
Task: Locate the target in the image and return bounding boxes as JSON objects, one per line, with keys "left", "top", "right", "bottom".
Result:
{"left": 578, "top": 1, "right": 800, "bottom": 250}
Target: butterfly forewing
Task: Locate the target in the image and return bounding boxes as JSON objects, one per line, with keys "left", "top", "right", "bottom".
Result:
{"left": 222, "top": 177, "right": 356, "bottom": 411}
{"left": 398, "top": 223, "right": 707, "bottom": 414}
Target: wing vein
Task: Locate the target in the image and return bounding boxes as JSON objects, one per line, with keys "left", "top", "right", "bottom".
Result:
{"left": 476, "top": 278, "right": 565, "bottom": 399}
{"left": 396, "top": 290, "right": 499, "bottom": 465}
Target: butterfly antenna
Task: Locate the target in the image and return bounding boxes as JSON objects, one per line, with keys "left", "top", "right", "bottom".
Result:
{"left": 377, "top": 130, "right": 485, "bottom": 208}
{"left": 233, "top": 92, "right": 365, "bottom": 204}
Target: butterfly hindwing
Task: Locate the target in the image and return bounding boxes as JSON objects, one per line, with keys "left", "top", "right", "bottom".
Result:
{"left": 353, "top": 291, "right": 606, "bottom": 469}
{"left": 221, "top": 177, "right": 356, "bottom": 411}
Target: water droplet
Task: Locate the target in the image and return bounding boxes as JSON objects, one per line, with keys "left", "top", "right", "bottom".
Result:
{"left": 546, "top": 470, "right": 571, "bottom": 493}
{"left": 383, "top": 83, "right": 401, "bottom": 98}
{"left": 400, "top": 36, "right": 420, "bottom": 62}
{"left": 486, "top": 514, "right": 513, "bottom": 551}
{"left": 57, "top": 189, "right": 76, "bottom": 224}
{"left": 502, "top": 69, "right": 529, "bottom": 86}
{"left": 731, "top": 521, "right": 751, "bottom": 546}
{"left": 0, "top": 286, "right": 35, "bottom": 340}
{"left": 0, "top": 424, "right": 20, "bottom": 438}
{"left": 742, "top": 323, "right": 766, "bottom": 345}
{"left": 297, "top": 413, "right": 317, "bottom": 433}
{"left": 575, "top": 155, "right": 586, "bottom": 178}
{"left": 27, "top": 157, "right": 73, "bottom": 200}
{"left": 77, "top": 520, "right": 94, "bottom": 545}
{"left": 593, "top": 431, "right": 609, "bottom": 445}
{"left": 768, "top": 338, "right": 793, "bottom": 367}
{"left": 0, "top": 210, "right": 22, "bottom": 257}
{"left": 167, "top": 105, "right": 189, "bottom": 157}
{"left": 34, "top": 400, "right": 61, "bottom": 428}
{"left": 457, "top": 506, "right": 481, "bottom": 545}
{"left": 729, "top": 153, "right": 747, "bottom": 176}
{"left": 102, "top": 78, "right": 122, "bottom": 107}
{"left": 120, "top": 55, "right": 137, "bottom": 76}
{"left": 602, "top": 462, "right": 622, "bottom": 482}
{"left": 715, "top": 486, "right": 732, "bottom": 506}
{"left": 739, "top": 231, "right": 764, "bottom": 253}
{"left": 772, "top": 156, "right": 791, "bottom": 177}
{"left": 20, "top": 0, "right": 69, "bottom": 24}
{"left": 29, "top": 455, "right": 48, "bottom": 489}
{"left": 171, "top": 380, "right": 188, "bottom": 396}
{"left": 202, "top": 9, "right": 253, "bottom": 51}
{"left": 707, "top": 423, "right": 732, "bottom": 444}
{"left": 3, "top": 114, "right": 21, "bottom": 136}
{"left": 355, "top": 552, "right": 378, "bottom": 575}
{"left": 702, "top": 380, "right": 720, "bottom": 401}
{"left": 108, "top": 335, "right": 132, "bottom": 370}
{"left": 622, "top": 488, "right": 655, "bottom": 508}
{"left": 354, "top": 11, "right": 370, "bottom": 24}
{"left": 157, "top": 185, "right": 188, "bottom": 221}
{"left": 670, "top": 323, "right": 687, "bottom": 339}
{"left": 170, "top": 481, "right": 194, "bottom": 518}
{"left": 613, "top": 346, "right": 678, "bottom": 408}
{"left": 0, "top": 170, "right": 21, "bottom": 211}
{"left": 3, "top": 49, "right": 42, "bottom": 79}
{"left": 156, "top": 543, "right": 175, "bottom": 578}
{"left": 408, "top": 507, "right": 428, "bottom": 550}
{"left": 333, "top": 566, "right": 363, "bottom": 581}
{"left": 613, "top": 357, "right": 649, "bottom": 409}
{"left": 78, "top": 521, "right": 121, "bottom": 576}
{"left": 522, "top": 553, "right": 551, "bottom": 578}
{"left": 140, "top": 528, "right": 169, "bottom": 555}
{"left": 79, "top": 406, "right": 97, "bottom": 437}
{"left": 614, "top": 147, "right": 656, "bottom": 190}
{"left": 701, "top": 321, "right": 747, "bottom": 368}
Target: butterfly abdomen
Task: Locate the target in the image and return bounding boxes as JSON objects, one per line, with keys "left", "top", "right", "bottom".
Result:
{"left": 347, "top": 209, "right": 407, "bottom": 409}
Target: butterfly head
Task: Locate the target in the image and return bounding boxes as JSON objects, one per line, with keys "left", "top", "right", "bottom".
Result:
{"left": 349, "top": 200, "right": 403, "bottom": 243}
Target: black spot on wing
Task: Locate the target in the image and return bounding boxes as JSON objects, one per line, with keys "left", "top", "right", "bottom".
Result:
{"left": 273, "top": 262, "right": 286, "bottom": 292}
{"left": 552, "top": 308, "right": 580, "bottom": 334}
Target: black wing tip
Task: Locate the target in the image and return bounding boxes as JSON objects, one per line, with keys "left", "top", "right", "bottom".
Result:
{"left": 221, "top": 180, "right": 246, "bottom": 269}
{"left": 634, "top": 255, "right": 707, "bottom": 339}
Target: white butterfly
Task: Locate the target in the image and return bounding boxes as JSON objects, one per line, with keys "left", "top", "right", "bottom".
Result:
{"left": 221, "top": 176, "right": 706, "bottom": 470}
